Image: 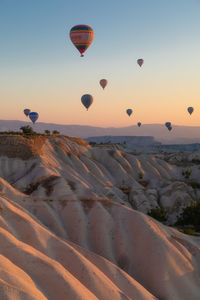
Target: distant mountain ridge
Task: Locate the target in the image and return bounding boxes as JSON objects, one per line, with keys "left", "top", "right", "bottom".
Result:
{"left": 0, "top": 119, "right": 200, "bottom": 144}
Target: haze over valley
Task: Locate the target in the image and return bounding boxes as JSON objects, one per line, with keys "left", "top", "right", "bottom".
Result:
{"left": 1, "top": 120, "right": 200, "bottom": 144}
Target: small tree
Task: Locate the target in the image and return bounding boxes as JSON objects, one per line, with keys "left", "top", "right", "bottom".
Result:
{"left": 44, "top": 130, "right": 50, "bottom": 135}
{"left": 52, "top": 130, "right": 60, "bottom": 134}
{"left": 20, "top": 125, "right": 35, "bottom": 135}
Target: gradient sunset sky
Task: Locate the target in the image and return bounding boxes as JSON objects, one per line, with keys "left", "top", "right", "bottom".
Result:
{"left": 0, "top": 0, "right": 200, "bottom": 127}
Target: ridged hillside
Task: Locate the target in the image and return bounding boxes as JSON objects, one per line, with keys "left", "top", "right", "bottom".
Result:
{"left": 0, "top": 135, "right": 199, "bottom": 300}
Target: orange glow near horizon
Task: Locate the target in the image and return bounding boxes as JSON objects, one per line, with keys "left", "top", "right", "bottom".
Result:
{"left": 1, "top": 1, "right": 200, "bottom": 129}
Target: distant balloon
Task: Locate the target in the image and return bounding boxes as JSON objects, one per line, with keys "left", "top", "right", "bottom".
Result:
{"left": 70, "top": 25, "right": 94, "bottom": 57}
{"left": 126, "top": 109, "right": 133, "bottom": 117}
{"left": 165, "top": 122, "right": 171, "bottom": 128}
{"left": 137, "top": 122, "right": 142, "bottom": 127}
{"left": 29, "top": 112, "right": 39, "bottom": 124}
{"left": 24, "top": 109, "right": 31, "bottom": 117}
{"left": 187, "top": 107, "right": 194, "bottom": 115}
{"left": 100, "top": 79, "right": 108, "bottom": 89}
{"left": 137, "top": 59, "right": 144, "bottom": 67}
{"left": 81, "top": 94, "right": 93, "bottom": 110}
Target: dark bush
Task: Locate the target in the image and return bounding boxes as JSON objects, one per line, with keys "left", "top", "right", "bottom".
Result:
{"left": 138, "top": 172, "right": 144, "bottom": 179}
{"left": 148, "top": 207, "right": 167, "bottom": 222}
{"left": 52, "top": 130, "right": 60, "bottom": 134}
{"left": 176, "top": 200, "right": 200, "bottom": 232}
{"left": 182, "top": 169, "right": 192, "bottom": 179}
{"left": 44, "top": 130, "right": 50, "bottom": 135}
{"left": 179, "top": 228, "right": 200, "bottom": 236}
{"left": 20, "top": 125, "right": 35, "bottom": 135}
{"left": 188, "top": 181, "right": 200, "bottom": 189}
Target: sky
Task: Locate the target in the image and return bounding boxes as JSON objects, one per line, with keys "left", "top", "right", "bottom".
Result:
{"left": 0, "top": 0, "right": 200, "bottom": 127}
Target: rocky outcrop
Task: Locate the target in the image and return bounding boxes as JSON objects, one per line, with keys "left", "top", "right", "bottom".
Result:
{"left": 0, "top": 135, "right": 199, "bottom": 224}
{"left": 0, "top": 136, "right": 199, "bottom": 299}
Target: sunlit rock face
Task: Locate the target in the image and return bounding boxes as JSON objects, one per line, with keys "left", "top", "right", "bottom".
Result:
{"left": 0, "top": 135, "right": 199, "bottom": 300}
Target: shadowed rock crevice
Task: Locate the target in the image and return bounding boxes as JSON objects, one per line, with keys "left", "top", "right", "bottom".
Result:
{"left": 24, "top": 175, "right": 59, "bottom": 196}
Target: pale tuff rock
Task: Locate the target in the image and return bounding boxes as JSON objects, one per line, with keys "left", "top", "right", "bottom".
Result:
{"left": 159, "top": 181, "right": 195, "bottom": 223}
{"left": 0, "top": 136, "right": 199, "bottom": 299}
{"left": 0, "top": 135, "right": 199, "bottom": 221}
{"left": 129, "top": 188, "right": 158, "bottom": 213}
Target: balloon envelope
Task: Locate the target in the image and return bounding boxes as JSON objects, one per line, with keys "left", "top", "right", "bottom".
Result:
{"left": 137, "top": 122, "right": 142, "bottom": 127}
{"left": 168, "top": 126, "right": 172, "bottom": 131}
{"left": 70, "top": 25, "right": 94, "bottom": 57}
{"left": 137, "top": 59, "right": 144, "bottom": 67}
{"left": 24, "top": 109, "right": 31, "bottom": 117}
{"left": 29, "top": 112, "right": 39, "bottom": 124}
{"left": 165, "top": 122, "right": 171, "bottom": 128}
{"left": 81, "top": 94, "right": 93, "bottom": 110}
{"left": 187, "top": 107, "right": 194, "bottom": 115}
{"left": 126, "top": 109, "right": 133, "bottom": 116}
{"left": 100, "top": 79, "right": 108, "bottom": 89}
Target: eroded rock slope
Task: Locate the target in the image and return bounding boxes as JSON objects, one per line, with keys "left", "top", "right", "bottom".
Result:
{"left": 0, "top": 135, "right": 199, "bottom": 299}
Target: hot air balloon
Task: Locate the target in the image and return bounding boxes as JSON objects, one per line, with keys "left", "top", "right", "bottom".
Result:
{"left": 187, "top": 107, "right": 194, "bottom": 115}
{"left": 81, "top": 94, "right": 93, "bottom": 110}
{"left": 165, "top": 122, "right": 171, "bottom": 128}
{"left": 137, "top": 122, "right": 142, "bottom": 127}
{"left": 100, "top": 79, "right": 108, "bottom": 90}
{"left": 29, "top": 112, "right": 39, "bottom": 124}
{"left": 24, "top": 109, "right": 31, "bottom": 117}
{"left": 70, "top": 25, "right": 94, "bottom": 57}
{"left": 126, "top": 109, "right": 133, "bottom": 117}
{"left": 137, "top": 59, "right": 144, "bottom": 67}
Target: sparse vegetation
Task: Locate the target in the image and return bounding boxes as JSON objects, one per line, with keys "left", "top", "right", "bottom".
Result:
{"left": 20, "top": 125, "right": 36, "bottom": 135}
{"left": 89, "top": 141, "right": 96, "bottom": 146}
{"left": 0, "top": 127, "right": 62, "bottom": 138}
{"left": 182, "top": 169, "right": 192, "bottom": 179}
{"left": 188, "top": 181, "right": 200, "bottom": 189}
{"left": 176, "top": 200, "right": 200, "bottom": 232}
{"left": 0, "top": 131, "right": 23, "bottom": 135}
{"left": 178, "top": 228, "right": 200, "bottom": 236}
{"left": 52, "top": 130, "right": 60, "bottom": 134}
{"left": 138, "top": 179, "right": 149, "bottom": 187}
{"left": 119, "top": 186, "right": 131, "bottom": 195}
{"left": 119, "top": 179, "right": 131, "bottom": 195}
{"left": 148, "top": 207, "right": 167, "bottom": 222}
{"left": 44, "top": 130, "right": 50, "bottom": 135}
{"left": 138, "top": 172, "right": 144, "bottom": 180}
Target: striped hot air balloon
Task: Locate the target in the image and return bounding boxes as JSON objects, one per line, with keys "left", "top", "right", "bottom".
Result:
{"left": 70, "top": 25, "right": 94, "bottom": 57}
